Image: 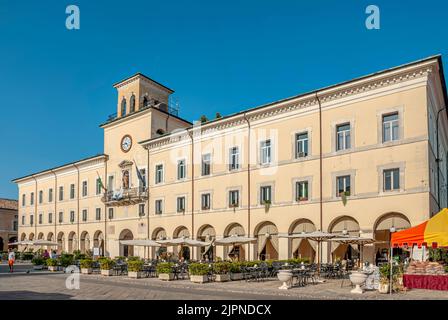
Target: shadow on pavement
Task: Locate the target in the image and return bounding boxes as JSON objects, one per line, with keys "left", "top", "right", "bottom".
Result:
{"left": 0, "top": 291, "right": 73, "bottom": 300}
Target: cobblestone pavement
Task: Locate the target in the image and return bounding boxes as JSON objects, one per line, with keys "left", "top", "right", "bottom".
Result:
{"left": 1, "top": 270, "right": 448, "bottom": 300}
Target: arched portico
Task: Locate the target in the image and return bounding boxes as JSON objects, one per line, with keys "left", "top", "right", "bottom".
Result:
{"left": 254, "top": 221, "right": 278, "bottom": 260}
{"left": 289, "top": 219, "right": 316, "bottom": 261}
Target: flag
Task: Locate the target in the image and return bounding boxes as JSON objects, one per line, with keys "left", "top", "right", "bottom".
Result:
{"left": 134, "top": 159, "right": 146, "bottom": 189}
{"left": 96, "top": 171, "right": 107, "bottom": 192}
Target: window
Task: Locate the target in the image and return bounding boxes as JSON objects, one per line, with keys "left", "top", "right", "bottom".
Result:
{"left": 384, "top": 168, "right": 400, "bottom": 191}
{"left": 229, "top": 147, "right": 240, "bottom": 171}
{"left": 108, "top": 175, "right": 114, "bottom": 191}
{"left": 30, "top": 192, "right": 34, "bottom": 205}
{"left": 121, "top": 97, "right": 126, "bottom": 116}
{"left": 21, "top": 216, "right": 25, "bottom": 225}
{"left": 49, "top": 188, "right": 53, "bottom": 202}
{"left": 260, "top": 186, "right": 272, "bottom": 204}
{"left": 13, "top": 220, "right": 18, "bottom": 231}
{"left": 177, "top": 196, "right": 186, "bottom": 213}
{"left": 139, "top": 204, "right": 145, "bottom": 217}
{"left": 336, "top": 123, "right": 351, "bottom": 151}
{"left": 383, "top": 113, "right": 399, "bottom": 142}
{"left": 82, "top": 181, "right": 88, "bottom": 197}
{"left": 48, "top": 213, "right": 52, "bottom": 224}
{"left": 58, "top": 212, "right": 63, "bottom": 223}
{"left": 39, "top": 214, "right": 43, "bottom": 224}
{"left": 155, "top": 200, "right": 163, "bottom": 215}
{"left": 95, "top": 208, "right": 101, "bottom": 221}
{"left": 155, "top": 164, "right": 164, "bottom": 184}
{"left": 336, "top": 175, "right": 351, "bottom": 196}
{"left": 70, "top": 211, "right": 75, "bottom": 223}
{"left": 108, "top": 208, "right": 114, "bottom": 219}
{"left": 177, "top": 159, "right": 186, "bottom": 180}
{"left": 70, "top": 184, "right": 75, "bottom": 199}
{"left": 22, "top": 194, "right": 25, "bottom": 206}
{"left": 30, "top": 215, "right": 34, "bottom": 226}
{"left": 96, "top": 178, "right": 102, "bottom": 195}
{"left": 260, "top": 140, "right": 272, "bottom": 164}
{"left": 296, "top": 181, "right": 309, "bottom": 201}
{"left": 229, "top": 190, "right": 239, "bottom": 207}
{"left": 202, "top": 154, "right": 211, "bottom": 176}
{"left": 295, "top": 132, "right": 309, "bottom": 158}
{"left": 39, "top": 191, "right": 43, "bottom": 204}
{"left": 59, "top": 186, "right": 64, "bottom": 201}
{"left": 201, "top": 193, "right": 211, "bottom": 210}
{"left": 130, "top": 94, "right": 136, "bottom": 113}
{"left": 82, "top": 209, "right": 87, "bottom": 222}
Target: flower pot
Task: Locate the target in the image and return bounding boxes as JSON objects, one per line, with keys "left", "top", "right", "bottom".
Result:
{"left": 81, "top": 268, "right": 92, "bottom": 274}
{"left": 215, "top": 274, "right": 230, "bottom": 282}
{"left": 190, "top": 275, "right": 208, "bottom": 283}
{"left": 230, "top": 273, "right": 243, "bottom": 281}
{"left": 277, "top": 270, "right": 293, "bottom": 290}
{"left": 48, "top": 266, "right": 58, "bottom": 272}
{"left": 128, "top": 271, "right": 143, "bottom": 279}
{"left": 101, "top": 269, "right": 114, "bottom": 276}
{"left": 158, "top": 273, "right": 174, "bottom": 281}
{"left": 378, "top": 282, "right": 390, "bottom": 294}
{"left": 349, "top": 271, "right": 368, "bottom": 294}
{"left": 33, "top": 265, "right": 43, "bottom": 270}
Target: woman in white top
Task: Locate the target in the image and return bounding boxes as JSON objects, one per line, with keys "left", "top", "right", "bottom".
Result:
{"left": 8, "top": 249, "right": 15, "bottom": 273}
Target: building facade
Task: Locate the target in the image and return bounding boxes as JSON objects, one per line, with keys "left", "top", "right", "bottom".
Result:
{"left": 14, "top": 56, "right": 448, "bottom": 264}
{"left": 0, "top": 198, "right": 18, "bottom": 251}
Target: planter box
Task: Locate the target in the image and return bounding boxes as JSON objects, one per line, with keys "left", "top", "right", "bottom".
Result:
{"left": 159, "top": 273, "right": 175, "bottom": 281}
{"left": 378, "top": 283, "right": 390, "bottom": 294}
{"left": 128, "top": 271, "right": 143, "bottom": 279}
{"left": 230, "top": 273, "right": 243, "bottom": 281}
{"left": 190, "top": 275, "right": 208, "bottom": 283}
{"left": 48, "top": 266, "right": 58, "bottom": 272}
{"left": 33, "top": 265, "right": 43, "bottom": 270}
{"left": 215, "top": 274, "right": 230, "bottom": 282}
{"left": 101, "top": 269, "right": 114, "bottom": 276}
{"left": 81, "top": 268, "right": 93, "bottom": 274}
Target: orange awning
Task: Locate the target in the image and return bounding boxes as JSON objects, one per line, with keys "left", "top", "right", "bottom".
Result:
{"left": 391, "top": 208, "right": 448, "bottom": 247}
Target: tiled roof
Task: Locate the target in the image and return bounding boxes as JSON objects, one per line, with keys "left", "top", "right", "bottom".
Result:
{"left": 0, "top": 198, "right": 18, "bottom": 210}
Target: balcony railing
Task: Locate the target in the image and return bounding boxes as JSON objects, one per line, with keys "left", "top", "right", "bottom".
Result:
{"left": 102, "top": 187, "right": 148, "bottom": 207}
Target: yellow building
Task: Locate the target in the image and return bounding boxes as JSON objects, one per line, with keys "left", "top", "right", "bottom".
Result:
{"left": 13, "top": 55, "right": 448, "bottom": 264}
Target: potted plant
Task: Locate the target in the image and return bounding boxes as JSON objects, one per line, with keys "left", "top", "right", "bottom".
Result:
{"left": 128, "top": 260, "right": 144, "bottom": 279}
{"left": 229, "top": 262, "right": 243, "bottom": 280}
{"left": 156, "top": 262, "right": 175, "bottom": 281}
{"left": 340, "top": 191, "right": 350, "bottom": 206}
{"left": 189, "top": 263, "right": 210, "bottom": 283}
{"left": 31, "top": 256, "right": 45, "bottom": 270}
{"left": 80, "top": 258, "right": 93, "bottom": 274}
{"left": 213, "top": 262, "right": 230, "bottom": 282}
{"left": 229, "top": 203, "right": 238, "bottom": 212}
{"left": 59, "top": 253, "right": 74, "bottom": 272}
{"left": 46, "top": 258, "right": 58, "bottom": 272}
{"left": 297, "top": 196, "right": 308, "bottom": 202}
{"left": 99, "top": 257, "right": 115, "bottom": 276}
{"left": 378, "top": 263, "right": 401, "bottom": 294}
{"left": 262, "top": 200, "right": 271, "bottom": 212}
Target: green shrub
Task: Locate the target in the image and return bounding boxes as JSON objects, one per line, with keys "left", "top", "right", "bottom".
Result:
{"left": 127, "top": 256, "right": 141, "bottom": 262}
{"left": 189, "top": 263, "right": 210, "bottom": 276}
{"left": 21, "top": 252, "right": 34, "bottom": 260}
{"left": 128, "top": 260, "right": 144, "bottom": 272}
{"left": 99, "top": 258, "right": 115, "bottom": 270}
{"left": 59, "top": 254, "right": 74, "bottom": 267}
{"left": 156, "top": 262, "right": 174, "bottom": 274}
{"left": 46, "top": 258, "right": 58, "bottom": 266}
{"left": 212, "top": 262, "right": 230, "bottom": 275}
{"left": 229, "top": 262, "right": 242, "bottom": 273}
{"left": 114, "top": 256, "right": 126, "bottom": 262}
{"left": 80, "top": 259, "right": 93, "bottom": 269}
{"left": 31, "top": 256, "right": 45, "bottom": 266}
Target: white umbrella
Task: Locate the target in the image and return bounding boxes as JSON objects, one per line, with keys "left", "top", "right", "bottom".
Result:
{"left": 214, "top": 235, "right": 257, "bottom": 246}
{"left": 119, "top": 239, "right": 161, "bottom": 247}
{"left": 8, "top": 240, "right": 35, "bottom": 246}
{"left": 33, "top": 239, "right": 60, "bottom": 246}
{"left": 157, "top": 236, "right": 210, "bottom": 247}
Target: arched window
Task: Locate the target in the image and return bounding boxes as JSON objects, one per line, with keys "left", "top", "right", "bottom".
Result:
{"left": 121, "top": 98, "right": 127, "bottom": 117}
{"left": 130, "top": 94, "right": 135, "bottom": 113}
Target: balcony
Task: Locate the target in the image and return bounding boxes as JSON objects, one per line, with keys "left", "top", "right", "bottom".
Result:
{"left": 101, "top": 187, "right": 148, "bottom": 207}
{"left": 104, "top": 100, "right": 179, "bottom": 124}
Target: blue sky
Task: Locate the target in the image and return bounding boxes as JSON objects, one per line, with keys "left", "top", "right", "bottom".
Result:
{"left": 0, "top": 0, "right": 447, "bottom": 199}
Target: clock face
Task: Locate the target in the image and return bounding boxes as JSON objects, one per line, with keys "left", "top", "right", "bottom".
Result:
{"left": 121, "top": 135, "right": 132, "bottom": 152}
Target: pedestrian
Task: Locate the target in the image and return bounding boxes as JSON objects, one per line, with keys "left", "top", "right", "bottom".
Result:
{"left": 43, "top": 249, "right": 50, "bottom": 259}
{"left": 8, "top": 249, "right": 15, "bottom": 273}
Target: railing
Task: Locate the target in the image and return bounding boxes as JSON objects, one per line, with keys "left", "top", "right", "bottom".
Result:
{"left": 102, "top": 187, "right": 148, "bottom": 206}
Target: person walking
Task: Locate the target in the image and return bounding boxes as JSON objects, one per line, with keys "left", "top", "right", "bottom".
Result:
{"left": 8, "top": 249, "right": 15, "bottom": 273}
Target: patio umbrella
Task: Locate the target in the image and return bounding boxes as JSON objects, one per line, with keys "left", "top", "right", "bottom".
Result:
{"left": 8, "top": 240, "right": 35, "bottom": 246}
{"left": 157, "top": 236, "right": 211, "bottom": 247}
{"left": 119, "top": 239, "right": 161, "bottom": 247}
{"left": 328, "top": 237, "right": 376, "bottom": 267}
{"left": 280, "top": 231, "right": 345, "bottom": 276}
{"left": 32, "top": 239, "right": 60, "bottom": 247}
{"left": 214, "top": 235, "right": 257, "bottom": 246}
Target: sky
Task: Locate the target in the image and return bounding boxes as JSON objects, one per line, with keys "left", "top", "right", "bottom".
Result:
{"left": 0, "top": 0, "right": 447, "bottom": 199}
